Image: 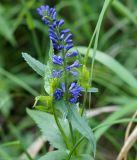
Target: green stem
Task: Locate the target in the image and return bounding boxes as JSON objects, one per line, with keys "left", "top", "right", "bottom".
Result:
{"left": 68, "top": 122, "right": 77, "bottom": 155}
{"left": 52, "top": 104, "right": 71, "bottom": 150}
{"left": 90, "top": 0, "right": 114, "bottom": 84}
{"left": 67, "top": 136, "right": 85, "bottom": 160}
{"left": 81, "top": 90, "right": 88, "bottom": 116}
{"left": 55, "top": 27, "right": 75, "bottom": 155}
{"left": 62, "top": 49, "right": 69, "bottom": 99}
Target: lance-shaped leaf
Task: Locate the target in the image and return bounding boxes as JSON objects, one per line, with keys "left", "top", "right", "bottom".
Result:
{"left": 38, "top": 151, "right": 68, "bottom": 160}
{"left": 27, "top": 108, "right": 68, "bottom": 150}
{"left": 67, "top": 104, "right": 96, "bottom": 157}
{"left": 22, "top": 52, "right": 46, "bottom": 77}
{"left": 44, "top": 62, "right": 52, "bottom": 94}
{"left": 71, "top": 154, "right": 94, "bottom": 160}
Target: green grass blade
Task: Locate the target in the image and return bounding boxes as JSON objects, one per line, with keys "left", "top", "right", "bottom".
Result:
{"left": 94, "top": 100, "right": 137, "bottom": 140}
{"left": 77, "top": 46, "right": 137, "bottom": 89}
{"left": 0, "top": 146, "right": 13, "bottom": 160}
{"left": 112, "top": 0, "right": 137, "bottom": 26}
{"left": 0, "top": 68, "right": 38, "bottom": 96}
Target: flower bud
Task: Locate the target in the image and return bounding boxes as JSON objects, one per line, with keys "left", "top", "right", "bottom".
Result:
{"left": 78, "top": 65, "right": 90, "bottom": 89}
{"left": 50, "top": 78, "right": 59, "bottom": 95}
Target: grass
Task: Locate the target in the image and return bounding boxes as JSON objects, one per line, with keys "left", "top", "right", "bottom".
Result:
{"left": 0, "top": 0, "right": 137, "bottom": 159}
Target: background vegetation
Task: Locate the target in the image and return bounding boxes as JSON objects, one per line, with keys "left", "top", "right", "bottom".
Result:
{"left": 0, "top": 0, "right": 137, "bottom": 159}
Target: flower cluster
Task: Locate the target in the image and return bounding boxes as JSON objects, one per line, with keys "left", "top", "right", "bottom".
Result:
{"left": 37, "top": 5, "right": 73, "bottom": 52}
{"left": 37, "top": 5, "right": 82, "bottom": 103}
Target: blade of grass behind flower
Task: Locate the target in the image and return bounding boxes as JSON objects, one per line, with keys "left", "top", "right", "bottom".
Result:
{"left": 0, "top": 68, "right": 38, "bottom": 96}
{"left": 112, "top": 0, "right": 137, "bottom": 27}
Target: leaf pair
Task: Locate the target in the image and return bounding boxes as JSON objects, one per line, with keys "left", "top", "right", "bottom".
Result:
{"left": 27, "top": 101, "right": 96, "bottom": 159}
{"left": 55, "top": 100, "right": 96, "bottom": 157}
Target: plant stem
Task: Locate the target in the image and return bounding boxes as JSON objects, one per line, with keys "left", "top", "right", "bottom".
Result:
{"left": 68, "top": 122, "right": 77, "bottom": 155}
{"left": 81, "top": 90, "right": 88, "bottom": 116}
{"left": 62, "top": 49, "right": 76, "bottom": 155}
{"left": 52, "top": 104, "right": 71, "bottom": 150}
{"left": 55, "top": 26, "right": 77, "bottom": 156}
{"left": 67, "top": 136, "right": 85, "bottom": 160}
{"left": 61, "top": 49, "right": 69, "bottom": 100}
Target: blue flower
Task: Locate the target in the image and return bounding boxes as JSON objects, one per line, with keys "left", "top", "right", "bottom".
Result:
{"left": 69, "top": 71, "right": 78, "bottom": 79}
{"left": 66, "top": 61, "right": 81, "bottom": 71}
{"left": 66, "top": 51, "right": 79, "bottom": 58}
{"left": 37, "top": 5, "right": 56, "bottom": 25}
{"left": 60, "top": 29, "right": 70, "bottom": 35}
{"left": 61, "top": 83, "right": 65, "bottom": 93}
{"left": 53, "top": 88, "right": 63, "bottom": 100}
{"left": 52, "top": 55, "right": 64, "bottom": 65}
{"left": 69, "top": 82, "right": 81, "bottom": 96}
{"left": 69, "top": 97, "right": 77, "bottom": 103}
{"left": 69, "top": 82, "right": 82, "bottom": 103}
{"left": 53, "top": 70, "right": 63, "bottom": 78}
{"left": 66, "top": 44, "right": 74, "bottom": 51}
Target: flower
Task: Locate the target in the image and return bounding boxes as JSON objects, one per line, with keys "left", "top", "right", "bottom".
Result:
{"left": 69, "top": 82, "right": 82, "bottom": 103}
{"left": 52, "top": 55, "right": 64, "bottom": 65}
{"left": 66, "top": 51, "right": 79, "bottom": 58}
{"left": 53, "top": 70, "right": 63, "bottom": 78}
{"left": 69, "top": 97, "right": 77, "bottom": 103}
{"left": 37, "top": 5, "right": 74, "bottom": 52}
{"left": 53, "top": 88, "right": 63, "bottom": 100}
{"left": 66, "top": 61, "right": 81, "bottom": 71}
{"left": 69, "top": 71, "right": 78, "bottom": 79}
{"left": 61, "top": 83, "right": 65, "bottom": 93}
{"left": 37, "top": 5, "right": 56, "bottom": 25}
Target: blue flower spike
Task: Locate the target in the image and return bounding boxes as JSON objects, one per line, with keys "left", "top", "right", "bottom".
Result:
{"left": 37, "top": 5, "right": 82, "bottom": 103}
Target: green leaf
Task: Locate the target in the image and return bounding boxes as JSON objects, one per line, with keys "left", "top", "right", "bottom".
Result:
{"left": 0, "top": 68, "right": 38, "bottom": 96}
{"left": 27, "top": 108, "right": 67, "bottom": 149}
{"left": 112, "top": 0, "right": 137, "bottom": 26}
{"left": 55, "top": 100, "right": 68, "bottom": 119}
{"left": 94, "top": 100, "right": 137, "bottom": 140}
{"left": 49, "top": 40, "right": 54, "bottom": 59}
{"left": 22, "top": 53, "right": 46, "bottom": 77}
{"left": 67, "top": 104, "right": 96, "bottom": 157}
{"left": 26, "top": 12, "right": 35, "bottom": 30}
{"left": 72, "top": 154, "right": 94, "bottom": 160}
{"left": 0, "top": 146, "right": 13, "bottom": 160}
{"left": 44, "top": 62, "right": 52, "bottom": 94}
{"left": 77, "top": 46, "right": 137, "bottom": 90}
{"left": 38, "top": 151, "right": 68, "bottom": 160}
{"left": 34, "top": 106, "right": 52, "bottom": 113}
{"left": 0, "top": 14, "right": 16, "bottom": 46}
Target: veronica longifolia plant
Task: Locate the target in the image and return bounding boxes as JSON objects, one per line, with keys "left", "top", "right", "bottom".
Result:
{"left": 22, "top": 4, "right": 97, "bottom": 160}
